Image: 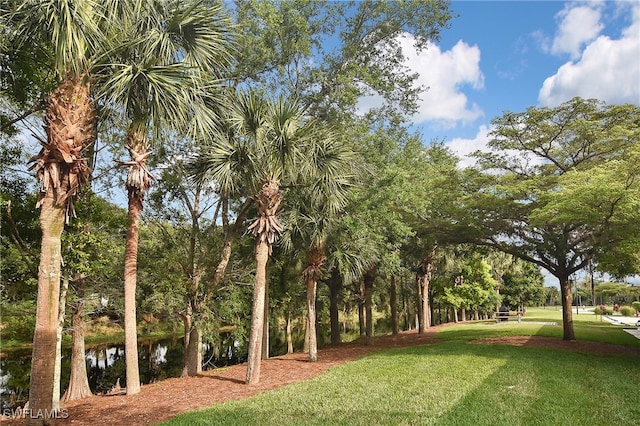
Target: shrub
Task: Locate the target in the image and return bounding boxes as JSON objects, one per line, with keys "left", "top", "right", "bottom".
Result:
{"left": 593, "top": 306, "right": 603, "bottom": 316}
{"left": 632, "top": 301, "right": 640, "bottom": 313}
{"left": 619, "top": 306, "right": 636, "bottom": 316}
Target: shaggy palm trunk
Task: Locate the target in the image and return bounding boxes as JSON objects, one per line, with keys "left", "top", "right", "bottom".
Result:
{"left": 29, "top": 76, "right": 94, "bottom": 425}
{"left": 62, "top": 281, "right": 92, "bottom": 402}
{"left": 246, "top": 181, "right": 282, "bottom": 385}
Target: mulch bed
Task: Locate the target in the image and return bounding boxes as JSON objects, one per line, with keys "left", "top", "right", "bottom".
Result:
{"left": 3, "top": 326, "right": 638, "bottom": 425}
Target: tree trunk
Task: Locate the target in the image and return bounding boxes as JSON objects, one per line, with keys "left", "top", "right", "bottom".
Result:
{"left": 53, "top": 276, "right": 68, "bottom": 411}
{"left": 364, "top": 268, "right": 376, "bottom": 346}
{"left": 181, "top": 309, "right": 191, "bottom": 377}
{"left": 303, "top": 316, "right": 310, "bottom": 353}
{"left": 559, "top": 276, "right": 575, "bottom": 340}
{"left": 390, "top": 275, "right": 399, "bottom": 335}
{"left": 461, "top": 308, "right": 466, "bottom": 322}
{"left": 306, "top": 276, "right": 318, "bottom": 362}
{"left": 29, "top": 191, "right": 64, "bottom": 424}
{"left": 419, "top": 273, "right": 431, "bottom": 331}
{"left": 29, "top": 76, "right": 95, "bottom": 424}
{"left": 328, "top": 269, "right": 342, "bottom": 344}
{"left": 417, "top": 248, "right": 435, "bottom": 333}
{"left": 245, "top": 239, "right": 269, "bottom": 384}
{"left": 124, "top": 191, "right": 142, "bottom": 395}
{"left": 415, "top": 275, "right": 423, "bottom": 332}
{"left": 286, "top": 312, "right": 294, "bottom": 354}
{"left": 62, "top": 284, "right": 92, "bottom": 402}
{"left": 358, "top": 282, "right": 365, "bottom": 337}
{"left": 184, "top": 327, "right": 202, "bottom": 376}
{"left": 262, "top": 263, "right": 269, "bottom": 361}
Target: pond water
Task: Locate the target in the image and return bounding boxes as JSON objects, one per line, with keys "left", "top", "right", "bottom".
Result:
{"left": 0, "top": 334, "right": 243, "bottom": 411}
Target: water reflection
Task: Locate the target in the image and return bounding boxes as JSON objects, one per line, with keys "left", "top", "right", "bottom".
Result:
{"left": 0, "top": 334, "right": 243, "bottom": 411}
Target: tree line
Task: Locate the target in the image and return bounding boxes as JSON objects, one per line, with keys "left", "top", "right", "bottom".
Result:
{"left": 1, "top": 1, "right": 638, "bottom": 424}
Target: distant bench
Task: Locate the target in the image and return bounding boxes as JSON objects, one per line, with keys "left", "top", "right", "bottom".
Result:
{"left": 495, "top": 311, "right": 523, "bottom": 323}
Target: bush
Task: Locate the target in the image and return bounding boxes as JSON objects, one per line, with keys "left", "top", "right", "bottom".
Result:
{"left": 632, "top": 301, "right": 640, "bottom": 313}
{"left": 596, "top": 305, "right": 614, "bottom": 315}
{"left": 619, "top": 306, "right": 636, "bottom": 316}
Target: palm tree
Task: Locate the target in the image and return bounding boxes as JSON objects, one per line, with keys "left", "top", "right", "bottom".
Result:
{"left": 100, "top": 0, "right": 232, "bottom": 392}
{"left": 4, "top": 1, "right": 124, "bottom": 418}
{"left": 194, "top": 89, "right": 356, "bottom": 383}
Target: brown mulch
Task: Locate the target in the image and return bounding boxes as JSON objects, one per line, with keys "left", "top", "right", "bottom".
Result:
{"left": 3, "top": 327, "right": 638, "bottom": 425}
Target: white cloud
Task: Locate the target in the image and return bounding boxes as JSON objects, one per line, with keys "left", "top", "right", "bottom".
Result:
{"left": 446, "top": 125, "right": 491, "bottom": 168}
{"left": 539, "top": 2, "right": 640, "bottom": 107}
{"left": 401, "top": 35, "right": 485, "bottom": 127}
{"left": 550, "top": 3, "right": 604, "bottom": 59}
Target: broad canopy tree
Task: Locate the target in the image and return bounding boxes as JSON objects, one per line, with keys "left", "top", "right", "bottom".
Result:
{"left": 470, "top": 98, "right": 640, "bottom": 340}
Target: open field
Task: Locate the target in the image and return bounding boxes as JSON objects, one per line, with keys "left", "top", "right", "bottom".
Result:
{"left": 162, "top": 308, "right": 640, "bottom": 426}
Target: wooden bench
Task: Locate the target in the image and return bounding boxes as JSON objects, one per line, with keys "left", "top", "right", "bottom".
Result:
{"left": 495, "top": 311, "right": 523, "bottom": 323}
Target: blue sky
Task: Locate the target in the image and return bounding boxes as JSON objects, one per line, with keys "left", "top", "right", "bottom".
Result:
{"left": 391, "top": 0, "right": 640, "bottom": 165}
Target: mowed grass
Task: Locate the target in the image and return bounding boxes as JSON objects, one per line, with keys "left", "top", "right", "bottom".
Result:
{"left": 163, "top": 308, "right": 640, "bottom": 426}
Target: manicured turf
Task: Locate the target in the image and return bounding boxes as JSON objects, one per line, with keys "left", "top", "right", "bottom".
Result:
{"left": 163, "top": 307, "right": 640, "bottom": 425}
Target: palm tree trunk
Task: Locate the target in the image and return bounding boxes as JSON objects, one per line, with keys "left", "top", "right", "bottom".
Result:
{"left": 246, "top": 181, "right": 282, "bottom": 384}
{"left": 29, "top": 191, "right": 64, "bottom": 423}
{"left": 53, "top": 275, "right": 68, "bottom": 411}
{"left": 306, "top": 276, "right": 318, "bottom": 362}
{"left": 29, "top": 76, "right": 95, "bottom": 424}
{"left": 286, "top": 311, "right": 294, "bottom": 354}
{"left": 390, "top": 275, "right": 399, "bottom": 335}
{"left": 122, "top": 126, "right": 152, "bottom": 395}
{"left": 245, "top": 239, "right": 269, "bottom": 384}
{"left": 303, "top": 316, "right": 310, "bottom": 353}
{"left": 328, "top": 268, "right": 342, "bottom": 344}
{"left": 262, "top": 263, "right": 270, "bottom": 360}
{"left": 364, "top": 267, "right": 376, "bottom": 346}
{"left": 124, "top": 190, "right": 142, "bottom": 395}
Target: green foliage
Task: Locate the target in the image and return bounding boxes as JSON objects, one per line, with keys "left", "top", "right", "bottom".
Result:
{"left": 500, "top": 261, "right": 545, "bottom": 309}
{"left": 1, "top": 299, "right": 36, "bottom": 341}
{"left": 471, "top": 98, "right": 640, "bottom": 281}
{"left": 619, "top": 306, "right": 636, "bottom": 317}
{"left": 632, "top": 301, "right": 640, "bottom": 313}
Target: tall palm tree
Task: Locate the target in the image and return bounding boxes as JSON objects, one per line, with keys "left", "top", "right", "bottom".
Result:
{"left": 282, "top": 136, "right": 358, "bottom": 361}
{"left": 4, "top": 1, "right": 125, "bottom": 419}
{"left": 194, "top": 90, "right": 356, "bottom": 383}
{"left": 100, "top": 0, "right": 232, "bottom": 392}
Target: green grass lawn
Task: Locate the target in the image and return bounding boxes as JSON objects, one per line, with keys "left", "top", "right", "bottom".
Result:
{"left": 163, "top": 307, "right": 640, "bottom": 426}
